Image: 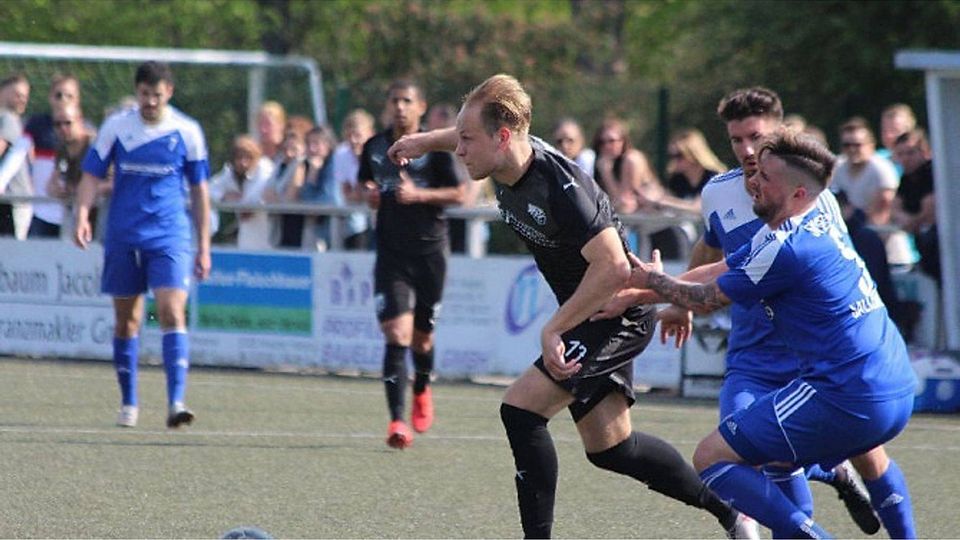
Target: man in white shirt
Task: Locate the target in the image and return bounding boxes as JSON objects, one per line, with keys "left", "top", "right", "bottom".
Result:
{"left": 208, "top": 135, "right": 276, "bottom": 250}
{"left": 830, "top": 117, "right": 899, "bottom": 226}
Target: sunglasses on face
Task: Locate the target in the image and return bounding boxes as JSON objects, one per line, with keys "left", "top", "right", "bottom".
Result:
{"left": 53, "top": 120, "right": 73, "bottom": 127}
{"left": 842, "top": 142, "right": 865, "bottom": 149}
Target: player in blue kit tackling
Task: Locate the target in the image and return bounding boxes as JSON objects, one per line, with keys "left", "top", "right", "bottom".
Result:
{"left": 73, "top": 61, "right": 210, "bottom": 429}
{"left": 631, "top": 130, "right": 916, "bottom": 539}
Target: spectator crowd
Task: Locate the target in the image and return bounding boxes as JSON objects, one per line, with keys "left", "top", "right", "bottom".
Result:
{"left": 0, "top": 71, "right": 943, "bottom": 343}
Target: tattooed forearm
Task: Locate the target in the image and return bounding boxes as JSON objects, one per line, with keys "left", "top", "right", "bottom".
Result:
{"left": 646, "top": 272, "right": 730, "bottom": 314}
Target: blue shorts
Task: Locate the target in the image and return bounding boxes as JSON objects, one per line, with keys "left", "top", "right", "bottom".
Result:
{"left": 719, "top": 371, "right": 790, "bottom": 420}
{"left": 102, "top": 245, "right": 193, "bottom": 297}
{"left": 719, "top": 378, "right": 913, "bottom": 470}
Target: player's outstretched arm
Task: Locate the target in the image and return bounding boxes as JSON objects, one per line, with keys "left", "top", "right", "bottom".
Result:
{"left": 387, "top": 127, "right": 458, "bottom": 166}
{"left": 632, "top": 257, "right": 731, "bottom": 315}
{"left": 73, "top": 172, "right": 100, "bottom": 249}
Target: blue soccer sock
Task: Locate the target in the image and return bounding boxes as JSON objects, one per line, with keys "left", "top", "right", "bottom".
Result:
{"left": 864, "top": 459, "right": 916, "bottom": 539}
{"left": 113, "top": 336, "right": 139, "bottom": 406}
{"left": 765, "top": 466, "right": 815, "bottom": 538}
{"left": 701, "top": 462, "right": 832, "bottom": 539}
{"left": 162, "top": 330, "right": 190, "bottom": 406}
{"left": 806, "top": 463, "right": 837, "bottom": 484}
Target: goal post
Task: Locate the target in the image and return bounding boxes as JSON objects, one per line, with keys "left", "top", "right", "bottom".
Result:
{"left": 0, "top": 41, "right": 327, "bottom": 165}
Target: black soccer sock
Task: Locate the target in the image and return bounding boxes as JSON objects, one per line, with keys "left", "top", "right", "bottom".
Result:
{"left": 500, "top": 403, "right": 557, "bottom": 539}
{"left": 586, "top": 431, "right": 737, "bottom": 524}
{"left": 382, "top": 344, "right": 408, "bottom": 421}
{"left": 412, "top": 349, "right": 434, "bottom": 395}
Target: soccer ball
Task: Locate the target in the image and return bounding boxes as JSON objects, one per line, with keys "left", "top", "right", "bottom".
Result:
{"left": 220, "top": 526, "right": 273, "bottom": 539}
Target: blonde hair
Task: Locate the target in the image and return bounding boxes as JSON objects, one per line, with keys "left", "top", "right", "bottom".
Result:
{"left": 882, "top": 103, "right": 916, "bottom": 128}
{"left": 342, "top": 108, "right": 374, "bottom": 135}
{"left": 462, "top": 74, "right": 532, "bottom": 135}
{"left": 670, "top": 128, "right": 726, "bottom": 174}
{"left": 258, "top": 101, "right": 287, "bottom": 126}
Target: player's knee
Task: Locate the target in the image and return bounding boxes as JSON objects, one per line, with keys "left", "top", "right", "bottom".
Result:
{"left": 380, "top": 321, "right": 411, "bottom": 345}
{"left": 585, "top": 432, "right": 636, "bottom": 474}
{"left": 692, "top": 436, "right": 721, "bottom": 473}
{"left": 500, "top": 403, "right": 548, "bottom": 438}
{"left": 411, "top": 333, "right": 433, "bottom": 354}
{"left": 114, "top": 319, "right": 140, "bottom": 339}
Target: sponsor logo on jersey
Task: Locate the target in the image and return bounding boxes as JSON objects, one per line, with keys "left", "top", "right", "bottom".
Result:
{"left": 527, "top": 203, "right": 547, "bottom": 225}
{"left": 725, "top": 419, "right": 738, "bottom": 434}
{"left": 562, "top": 178, "right": 579, "bottom": 191}
{"left": 723, "top": 208, "right": 736, "bottom": 220}
{"left": 500, "top": 208, "right": 557, "bottom": 248}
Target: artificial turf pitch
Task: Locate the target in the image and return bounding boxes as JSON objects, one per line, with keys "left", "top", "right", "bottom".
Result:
{"left": 1, "top": 357, "right": 957, "bottom": 538}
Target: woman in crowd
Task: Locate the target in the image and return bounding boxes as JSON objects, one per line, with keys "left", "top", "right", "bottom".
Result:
{"left": 592, "top": 117, "right": 662, "bottom": 215}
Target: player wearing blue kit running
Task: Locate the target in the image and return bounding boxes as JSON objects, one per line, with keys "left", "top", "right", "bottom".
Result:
{"left": 73, "top": 62, "right": 210, "bottom": 429}
{"left": 632, "top": 131, "right": 916, "bottom": 539}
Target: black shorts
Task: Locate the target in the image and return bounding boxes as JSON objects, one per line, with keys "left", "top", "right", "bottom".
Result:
{"left": 534, "top": 304, "right": 656, "bottom": 422}
{"left": 374, "top": 247, "right": 447, "bottom": 332}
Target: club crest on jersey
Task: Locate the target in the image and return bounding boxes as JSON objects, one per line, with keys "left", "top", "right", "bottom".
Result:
{"left": 527, "top": 203, "right": 547, "bottom": 225}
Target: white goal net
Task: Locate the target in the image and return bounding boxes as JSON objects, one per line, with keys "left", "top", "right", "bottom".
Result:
{"left": 0, "top": 42, "right": 326, "bottom": 166}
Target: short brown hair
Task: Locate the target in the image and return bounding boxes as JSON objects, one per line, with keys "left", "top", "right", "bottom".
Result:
{"left": 759, "top": 129, "right": 836, "bottom": 190}
{"left": 232, "top": 135, "right": 262, "bottom": 160}
{"left": 839, "top": 116, "right": 875, "bottom": 144}
{"left": 462, "top": 74, "right": 532, "bottom": 135}
{"left": 717, "top": 87, "right": 783, "bottom": 123}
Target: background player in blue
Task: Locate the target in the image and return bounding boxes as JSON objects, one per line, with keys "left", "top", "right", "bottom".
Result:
{"left": 630, "top": 130, "right": 917, "bottom": 539}
{"left": 388, "top": 74, "right": 755, "bottom": 539}
{"left": 73, "top": 61, "right": 210, "bottom": 429}
{"left": 358, "top": 79, "right": 466, "bottom": 449}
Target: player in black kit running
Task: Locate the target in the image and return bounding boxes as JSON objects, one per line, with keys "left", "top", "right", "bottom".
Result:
{"left": 359, "top": 79, "right": 466, "bottom": 449}
{"left": 388, "top": 74, "right": 754, "bottom": 539}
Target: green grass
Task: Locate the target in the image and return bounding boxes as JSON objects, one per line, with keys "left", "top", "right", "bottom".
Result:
{"left": 0, "top": 357, "right": 957, "bottom": 538}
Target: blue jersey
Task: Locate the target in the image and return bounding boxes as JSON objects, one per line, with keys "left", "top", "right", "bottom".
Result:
{"left": 717, "top": 206, "right": 916, "bottom": 403}
{"left": 83, "top": 106, "right": 209, "bottom": 250}
{"left": 701, "top": 168, "right": 846, "bottom": 383}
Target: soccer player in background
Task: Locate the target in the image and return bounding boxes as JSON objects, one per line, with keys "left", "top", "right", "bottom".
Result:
{"left": 73, "top": 61, "right": 210, "bottom": 429}
{"left": 630, "top": 130, "right": 916, "bottom": 539}
{"left": 358, "top": 79, "right": 466, "bottom": 449}
{"left": 388, "top": 74, "right": 754, "bottom": 539}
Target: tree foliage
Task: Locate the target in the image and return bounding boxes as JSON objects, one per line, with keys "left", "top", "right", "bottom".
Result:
{"left": 1, "top": 0, "right": 957, "bottom": 168}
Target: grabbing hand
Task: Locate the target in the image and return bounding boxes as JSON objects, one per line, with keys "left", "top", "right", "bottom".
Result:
{"left": 627, "top": 250, "right": 662, "bottom": 289}
{"left": 657, "top": 305, "right": 693, "bottom": 349}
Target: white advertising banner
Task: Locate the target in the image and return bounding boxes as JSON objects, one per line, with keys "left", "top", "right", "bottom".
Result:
{"left": 0, "top": 238, "right": 113, "bottom": 359}
{"left": 1, "top": 239, "right": 683, "bottom": 389}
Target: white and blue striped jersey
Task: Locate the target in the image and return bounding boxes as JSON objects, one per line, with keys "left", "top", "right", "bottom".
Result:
{"left": 701, "top": 167, "right": 846, "bottom": 382}
{"left": 83, "top": 106, "right": 209, "bottom": 250}
{"left": 717, "top": 205, "right": 916, "bottom": 402}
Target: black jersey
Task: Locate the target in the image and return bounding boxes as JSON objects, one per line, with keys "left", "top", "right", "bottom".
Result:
{"left": 359, "top": 128, "right": 462, "bottom": 254}
{"left": 496, "top": 136, "right": 630, "bottom": 304}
